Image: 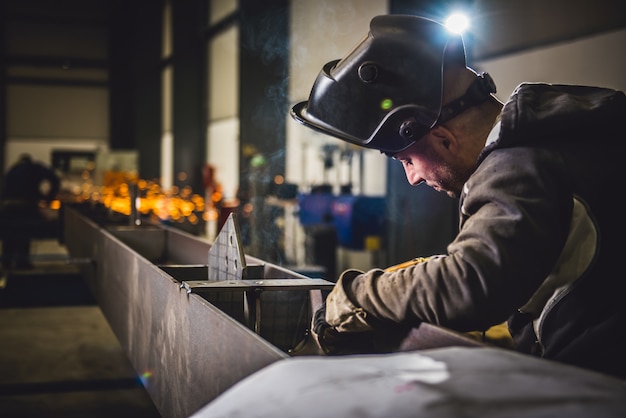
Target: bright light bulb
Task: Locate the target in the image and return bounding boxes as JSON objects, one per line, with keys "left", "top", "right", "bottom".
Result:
{"left": 445, "top": 13, "right": 469, "bottom": 34}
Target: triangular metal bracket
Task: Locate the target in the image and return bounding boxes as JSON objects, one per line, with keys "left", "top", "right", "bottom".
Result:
{"left": 207, "top": 213, "right": 246, "bottom": 281}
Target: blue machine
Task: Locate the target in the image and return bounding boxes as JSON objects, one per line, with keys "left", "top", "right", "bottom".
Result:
{"left": 297, "top": 192, "right": 335, "bottom": 226}
{"left": 298, "top": 193, "right": 386, "bottom": 250}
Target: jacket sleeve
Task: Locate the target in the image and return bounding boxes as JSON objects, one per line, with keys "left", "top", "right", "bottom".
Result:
{"left": 325, "top": 147, "right": 572, "bottom": 333}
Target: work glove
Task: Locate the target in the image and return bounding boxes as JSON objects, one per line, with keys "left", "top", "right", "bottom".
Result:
{"left": 312, "top": 301, "right": 375, "bottom": 355}
{"left": 312, "top": 301, "right": 409, "bottom": 355}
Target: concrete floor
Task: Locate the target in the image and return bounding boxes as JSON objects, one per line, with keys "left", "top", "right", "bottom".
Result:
{"left": 0, "top": 239, "right": 162, "bottom": 418}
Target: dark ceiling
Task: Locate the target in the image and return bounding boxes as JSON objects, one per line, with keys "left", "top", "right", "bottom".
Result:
{"left": 471, "top": 0, "right": 626, "bottom": 60}
{"left": 3, "top": 0, "right": 625, "bottom": 62}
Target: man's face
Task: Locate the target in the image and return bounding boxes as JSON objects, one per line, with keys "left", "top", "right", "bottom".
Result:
{"left": 392, "top": 130, "right": 468, "bottom": 198}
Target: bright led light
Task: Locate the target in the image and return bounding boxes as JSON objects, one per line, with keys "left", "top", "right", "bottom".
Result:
{"left": 445, "top": 13, "right": 469, "bottom": 34}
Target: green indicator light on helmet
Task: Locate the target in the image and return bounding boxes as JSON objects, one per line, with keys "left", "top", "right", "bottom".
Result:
{"left": 381, "top": 99, "right": 393, "bottom": 110}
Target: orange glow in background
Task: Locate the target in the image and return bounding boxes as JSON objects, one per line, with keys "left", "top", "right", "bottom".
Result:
{"left": 57, "top": 169, "right": 218, "bottom": 226}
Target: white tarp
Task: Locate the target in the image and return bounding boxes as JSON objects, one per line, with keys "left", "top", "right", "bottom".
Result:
{"left": 192, "top": 346, "right": 626, "bottom": 418}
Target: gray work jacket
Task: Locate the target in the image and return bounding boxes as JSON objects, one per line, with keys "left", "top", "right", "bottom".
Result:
{"left": 325, "top": 83, "right": 626, "bottom": 379}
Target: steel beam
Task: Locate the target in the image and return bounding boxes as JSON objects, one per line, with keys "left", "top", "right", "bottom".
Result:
{"left": 64, "top": 206, "right": 289, "bottom": 418}
{"left": 63, "top": 204, "right": 482, "bottom": 417}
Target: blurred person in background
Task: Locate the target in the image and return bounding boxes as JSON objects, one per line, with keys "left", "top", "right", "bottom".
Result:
{"left": 0, "top": 153, "right": 60, "bottom": 272}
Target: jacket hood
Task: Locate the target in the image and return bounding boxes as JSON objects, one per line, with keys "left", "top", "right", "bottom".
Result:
{"left": 496, "top": 83, "right": 625, "bottom": 148}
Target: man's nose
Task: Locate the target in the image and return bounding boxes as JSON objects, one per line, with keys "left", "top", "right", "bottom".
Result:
{"left": 403, "top": 165, "right": 423, "bottom": 186}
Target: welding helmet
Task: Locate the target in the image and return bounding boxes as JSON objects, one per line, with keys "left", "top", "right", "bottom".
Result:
{"left": 291, "top": 15, "right": 495, "bottom": 156}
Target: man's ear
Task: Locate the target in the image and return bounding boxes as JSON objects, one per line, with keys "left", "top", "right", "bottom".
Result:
{"left": 430, "top": 125, "right": 458, "bottom": 152}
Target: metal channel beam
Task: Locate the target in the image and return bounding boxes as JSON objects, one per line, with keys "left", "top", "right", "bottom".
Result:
{"left": 64, "top": 206, "right": 288, "bottom": 418}
{"left": 63, "top": 205, "right": 485, "bottom": 417}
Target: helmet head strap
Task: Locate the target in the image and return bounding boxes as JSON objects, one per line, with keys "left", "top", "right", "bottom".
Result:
{"left": 438, "top": 72, "right": 497, "bottom": 123}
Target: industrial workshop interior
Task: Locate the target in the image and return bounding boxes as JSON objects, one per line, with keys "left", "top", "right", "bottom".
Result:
{"left": 1, "top": 0, "right": 625, "bottom": 417}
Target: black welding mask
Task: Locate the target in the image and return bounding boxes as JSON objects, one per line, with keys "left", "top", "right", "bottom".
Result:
{"left": 291, "top": 15, "right": 494, "bottom": 156}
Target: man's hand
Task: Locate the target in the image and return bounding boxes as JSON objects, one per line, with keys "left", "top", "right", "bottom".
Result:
{"left": 312, "top": 301, "right": 373, "bottom": 354}
{"left": 311, "top": 301, "right": 409, "bottom": 355}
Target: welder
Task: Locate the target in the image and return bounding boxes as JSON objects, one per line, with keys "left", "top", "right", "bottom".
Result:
{"left": 291, "top": 15, "right": 626, "bottom": 379}
{"left": 0, "top": 154, "right": 60, "bottom": 272}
